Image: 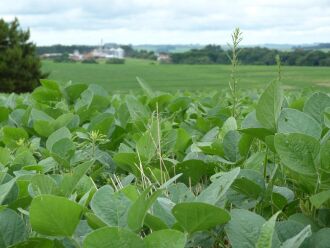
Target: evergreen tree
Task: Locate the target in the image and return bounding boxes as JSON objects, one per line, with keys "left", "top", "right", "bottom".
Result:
{"left": 0, "top": 18, "right": 47, "bottom": 93}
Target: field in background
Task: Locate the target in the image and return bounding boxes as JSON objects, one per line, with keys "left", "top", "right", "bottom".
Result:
{"left": 42, "top": 58, "right": 330, "bottom": 92}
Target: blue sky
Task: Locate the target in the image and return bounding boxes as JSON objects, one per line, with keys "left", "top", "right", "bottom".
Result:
{"left": 1, "top": 0, "right": 330, "bottom": 45}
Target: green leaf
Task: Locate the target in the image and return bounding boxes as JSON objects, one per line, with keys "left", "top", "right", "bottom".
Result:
{"left": 88, "top": 113, "right": 114, "bottom": 135}
{"left": 256, "top": 211, "right": 281, "bottom": 248}
{"left": 303, "top": 92, "right": 330, "bottom": 124}
{"left": 0, "top": 147, "right": 11, "bottom": 166}
{"left": 223, "top": 130, "right": 241, "bottom": 162}
{"left": 0, "top": 208, "right": 27, "bottom": 247}
{"left": 2, "top": 127, "right": 28, "bottom": 148}
{"left": 309, "top": 228, "right": 330, "bottom": 248}
{"left": 128, "top": 186, "right": 162, "bottom": 232}
{"left": 310, "top": 190, "right": 330, "bottom": 209}
{"left": 46, "top": 127, "right": 72, "bottom": 151}
{"left": 274, "top": 133, "right": 319, "bottom": 175}
{"left": 59, "top": 160, "right": 93, "bottom": 197}
{"left": 324, "top": 107, "right": 330, "bottom": 128}
{"left": 144, "top": 229, "right": 186, "bottom": 248}
{"left": 29, "top": 175, "right": 58, "bottom": 197}
{"left": 65, "top": 84, "right": 88, "bottom": 103}
{"left": 0, "top": 107, "right": 9, "bottom": 123}
{"left": 10, "top": 237, "right": 58, "bottom": 248}
{"left": 0, "top": 178, "right": 17, "bottom": 205}
{"left": 231, "top": 169, "right": 265, "bottom": 200}
{"left": 280, "top": 225, "right": 312, "bottom": 248}
{"left": 196, "top": 167, "right": 240, "bottom": 205}
{"left": 174, "top": 128, "right": 191, "bottom": 153}
{"left": 90, "top": 185, "right": 131, "bottom": 227}
{"left": 278, "top": 108, "right": 322, "bottom": 140}
{"left": 82, "top": 227, "right": 144, "bottom": 248}
{"left": 30, "top": 195, "right": 83, "bottom": 236}
{"left": 172, "top": 202, "right": 230, "bottom": 233}
{"left": 256, "top": 80, "right": 284, "bottom": 131}
{"left": 173, "top": 159, "right": 214, "bottom": 185}
{"left": 240, "top": 111, "right": 273, "bottom": 140}
{"left": 225, "top": 209, "right": 265, "bottom": 248}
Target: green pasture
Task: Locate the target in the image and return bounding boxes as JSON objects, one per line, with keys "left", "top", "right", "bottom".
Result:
{"left": 42, "top": 59, "right": 330, "bottom": 92}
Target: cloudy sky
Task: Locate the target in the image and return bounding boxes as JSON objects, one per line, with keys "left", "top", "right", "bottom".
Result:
{"left": 1, "top": 0, "right": 330, "bottom": 45}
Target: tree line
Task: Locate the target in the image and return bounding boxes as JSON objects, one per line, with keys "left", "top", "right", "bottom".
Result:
{"left": 170, "top": 45, "right": 330, "bottom": 66}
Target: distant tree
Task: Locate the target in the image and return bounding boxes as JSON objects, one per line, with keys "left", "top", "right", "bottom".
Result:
{"left": 0, "top": 18, "right": 47, "bottom": 93}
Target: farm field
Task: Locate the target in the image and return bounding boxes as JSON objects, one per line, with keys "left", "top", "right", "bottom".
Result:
{"left": 0, "top": 77, "right": 330, "bottom": 247}
{"left": 42, "top": 59, "right": 330, "bottom": 92}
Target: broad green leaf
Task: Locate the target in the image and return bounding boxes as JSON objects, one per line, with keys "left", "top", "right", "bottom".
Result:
{"left": 275, "top": 220, "right": 306, "bottom": 243}
{"left": 219, "top": 116, "right": 237, "bottom": 138}
{"left": 136, "top": 131, "right": 157, "bottom": 162}
{"left": 196, "top": 167, "right": 240, "bottom": 205}
{"left": 33, "top": 120, "right": 55, "bottom": 137}
{"left": 256, "top": 80, "right": 284, "bottom": 131}
{"left": 320, "top": 139, "right": 330, "bottom": 173}
{"left": 174, "top": 128, "right": 191, "bottom": 153}
{"left": 2, "top": 127, "right": 28, "bottom": 148}
{"left": 0, "top": 178, "right": 17, "bottom": 205}
{"left": 231, "top": 169, "right": 265, "bottom": 200}
{"left": 272, "top": 186, "right": 295, "bottom": 209}
{"left": 172, "top": 202, "right": 230, "bottom": 233}
{"left": 85, "top": 212, "right": 107, "bottom": 229}
{"left": 144, "top": 229, "right": 186, "bottom": 248}
{"left": 167, "top": 183, "right": 195, "bottom": 203}
{"left": 303, "top": 92, "right": 330, "bottom": 124}
{"left": 274, "top": 133, "right": 319, "bottom": 175}
{"left": 90, "top": 185, "right": 131, "bottom": 227}
{"left": 10, "top": 237, "right": 57, "bottom": 248}
{"left": 40, "top": 79, "right": 61, "bottom": 91}
{"left": 113, "top": 153, "right": 142, "bottom": 177}
{"left": 309, "top": 228, "right": 330, "bottom": 248}
{"left": 29, "top": 175, "right": 58, "bottom": 197}
{"left": 59, "top": 160, "right": 93, "bottom": 197}
{"left": 280, "top": 225, "right": 311, "bottom": 248}
{"left": 65, "top": 84, "right": 88, "bottom": 103}
{"left": 225, "top": 209, "right": 265, "bottom": 248}
{"left": 324, "top": 107, "right": 330, "bottom": 128}
{"left": 30, "top": 195, "right": 83, "bottom": 236}
{"left": 144, "top": 213, "right": 168, "bottom": 231}
{"left": 278, "top": 108, "right": 322, "bottom": 139}
{"left": 51, "top": 138, "right": 75, "bottom": 164}
{"left": 288, "top": 213, "right": 320, "bottom": 232}
{"left": 310, "top": 190, "right": 330, "bottom": 209}
{"left": 173, "top": 159, "right": 214, "bottom": 185}
{"left": 83, "top": 227, "right": 144, "bottom": 248}
{"left": 256, "top": 211, "right": 281, "bottom": 248}
{"left": 126, "top": 95, "right": 149, "bottom": 120}
{"left": 0, "top": 208, "right": 27, "bottom": 247}
{"left": 0, "top": 106, "right": 9, "bottom": 123}
{"left": 240, "top": 111, "right": 273, "bottom": 140}
{"left": 31, "top": 87, "right": 62, "bottom": 104}
{"left": 128, "top": 186, "right": 162, "bottom": 232}
{"left": 0, "top": 147, "right": 11, "bottom": 165}
{"left": 88, "top": 113, "right": 114, "bottom": 135}
{"left": 223, "top": 130, "right": 241, "bottom": 162}
{"left": 46, "top": 127, "right": 72, "bottom": 151}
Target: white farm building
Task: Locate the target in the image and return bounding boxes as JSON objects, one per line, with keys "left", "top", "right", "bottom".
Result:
{"left": 91, "top": 47, "right": 125, "bottom": 59}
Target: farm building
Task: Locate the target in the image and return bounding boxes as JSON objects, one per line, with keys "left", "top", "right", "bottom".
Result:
{"left": 69, "top": 50, "right": 83, "bottom": 61}
{"left": 90, "top": 47, "right": 125, "bottom": 59}
{"left": 157, "top": 53, "right": 171, "bottom": 63}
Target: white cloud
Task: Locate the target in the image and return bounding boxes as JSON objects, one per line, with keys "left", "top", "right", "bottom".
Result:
{"left": 1, "top": 0, "right": 329, "bottom": 45}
